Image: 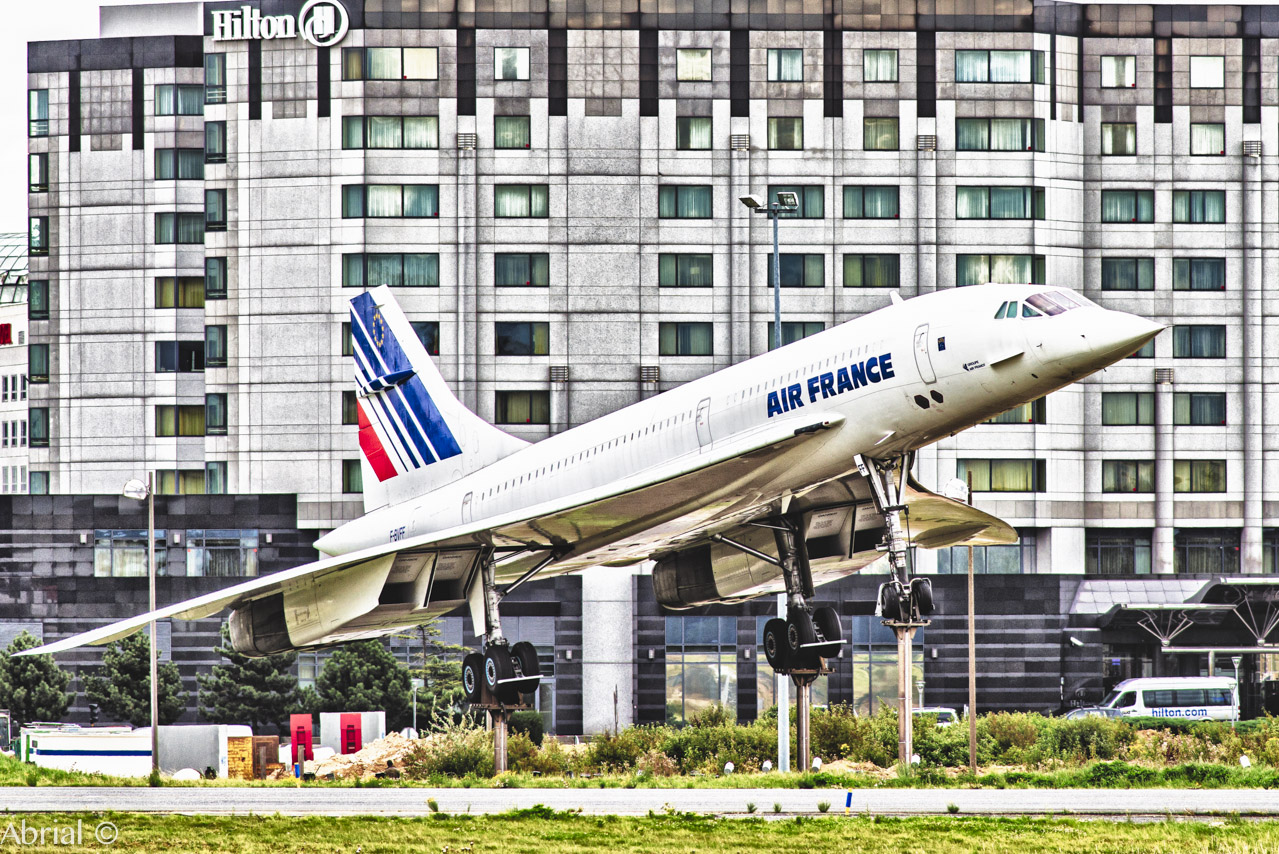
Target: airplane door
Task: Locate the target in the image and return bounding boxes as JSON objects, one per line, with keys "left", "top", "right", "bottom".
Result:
{"left": 913, "top": 324, "right": 937, "bottom": 384}
{"left": 461, "top": 492, "right": 473, "bottom": 524}
{"left": 695, "top": 397, "right": 712, "bottom": 448}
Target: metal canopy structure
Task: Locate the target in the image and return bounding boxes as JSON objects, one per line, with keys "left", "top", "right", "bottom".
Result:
{"left": 1192, "top": 579, "right": 1279, "bottom": 647}
{"left": 1097, "top": 603, "right": 1238, "bottom": 646}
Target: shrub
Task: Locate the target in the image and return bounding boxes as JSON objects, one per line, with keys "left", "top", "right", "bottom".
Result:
{"left": 403, "top": 722, "right": 495, "bottom": 778}
{"left": 984, "top": 712, "right": 1046, "bottom": 761}
{"left": 583, "top": 724, "right": 668, "bottom": 771}
{"left": 1037, "top": 715, "right": 1133, "bottom": 763}
{"left": 688, "top": 703, "right": 735, "bottom": 728}
{"left": 509, "top": 710, "right": 544, "bottom": 746}
{"left": 635, "top": 748, "right": 678, "bottom": 777}
{"left": 810, "top": 705, "right": 898, "bottom": 767}
{"left": 913, "top": 714, "right": 995, "bottom": 767}
{"left": 661, "top": 718, "right": 776, "bottom": 774}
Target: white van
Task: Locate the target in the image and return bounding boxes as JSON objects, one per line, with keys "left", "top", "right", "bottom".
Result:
{"left": 1099, "top": 677, "right": 1238, "bottom": 722}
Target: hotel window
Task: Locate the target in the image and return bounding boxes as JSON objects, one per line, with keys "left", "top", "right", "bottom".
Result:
{"left": 342, "top": 390, "right": 358, "bottom": 425}
{"left": 1173, "top": 459, "right": 1226, "bottom": 493}
{"left": 1173, "top": 190, "right": 1225, "bottom": 223}
{"left": 955, "top": 50, "right": 1046, "bottom": 83}
{"left": 495, "top": 253, "right": 550, "bottom": 287}
{"left": 957, "top": 458, "right": 1046, "bottom": 492}
{"left": 665, "top": 616, "right": 737, "bottom": 726}
{"left": 936, "top": 536, "right": 1036, "bottom": 574}
{"left": 156, "top": 277, "right": 205, "bottom": 309}
{"left": 205, "top": 325, "right": 227, "bottom": 368}
{"left": 496, "top": 322, "right": 549, "bottom": 356}
{"left": 1101, "top": 122, "right": 1136, "bottom": 155}
{"left": 205, "top": 189, "right": 227, "bottom": 230}
{"left": 1101, "top": 55, "right": 1136, "bottom": 88}
{"left": 155, "top": 213, "right": 204, "bottom": 245}
{"left": 1173, "top": 325, "right": 1226, "bottom": 358}
{"left": 342, "top": 116, "right": 440, "bottom": 150}
{"left": 1174, "top": 392, "right": 1226, "bottom": 426}
{"left": 155, "top": 341, "right": 205, "bottom": 373}
{"left": 342, "top": 253, "right": 440, "bottom": 288}
{"left": 843, "top": 186, "right": 899, "bottom": 219}
{"left": 29, "top": 280, "right": 48, "bottom": 320}
{"left": 341, "top": 322, "right": 353, "bottom": 356}
{"left": 494, "top": 184, "right": 549, "bottom": 218}
{"left": 1101, "top": 190, "right": 1154, "bottom": 223}
{"left": 1175, "top": 529, "right": 1238, "bottom": 574}
{"left": 155, "top": 84, "right": 204, "bottom": 116}
{"left": 658, "top": 254, "right": 712, "bottom": 288}
{"left": 155, "top": 404, "right": 205, "bottom": 437}
{"left": 843, "top": 254, "right": 900, "bottom": 288}
{"left": 1101, "top": 391, "right": 1153, "bottom": 426}
{"left": 1173, "top": 258, "right": 1225, "bottom": 291}
{"left": 411, "top": 322, "right": 439, "bottom": 355}
{"left": 659, "top": 322, "right": 713, "bottom": 356}
{"left": 1190, "top": 123, "right": 1225, "bottom": 156}
{"left": 495, "top": 390, "right": 550, "bottom": 424}
{"left": 677, "top": 48, "right": 712, "bottom": 81}
{"left": 28, "top": 344, "right": 48, "bottom": 384}
{"left": 205, "top": 54, "right": 226, "bottom": 104}
{"left": 863, "top": 117, "right": 899, "bottom": 151}
{"left": 29, "top": 154, "right": 47, "bottom": 192}
{"left": 187, "top": 529, "right": 258, "bottom": 577}
{"left": 864, "top": 49, "right": 898, "bottom": 82}
{"left": 29, "top": 217, "right": 48, "bottom": 255}
{"left": 956, "top": 118, "right": 1043, "bottom": 152}
{"left": 767, "top": 254, "right": 824, "bottom": 288}
{"left": 29, "top": 408, "right": 48, "bottom": 448}
{"left": 205, "top": 393, "right": 228, "bottom": 435}
{"left": 342, "top": 459, "right": 363, "bottom": 493}
{"left": 768, "top": 321, "right": 824, "bottom": 349}
{"left": 494, "top": 116, "right": 531, "bottom": 149}
{"left": 768, "top": 185, "right": 823, "bottom": 219}
{"left": 28, "top": 90, "right": 48, "bottom": 137}
{"left": 342, "top": 184, "right": 440, "bottom": 218}
{"left": 676, "top": 117, "right": 712, "bottom": 150}
{"left": 205, "top": 257, "right": 228, "bottom": 299}
{"left": 1130, "top": 340, "right": 1155, "bottom": 359}
{"left": 1189, "top": 56, "right": 1224, "bottom": 88}
{"left": 156, "top": 149, "right": 204, "bottom": 181}
{"left": 658, "top": 185, "right": 712, "bottom": 219}
{"left": 93, "top": 530, "right": 168, "bottom": 577}
{"left": 1086, "top": 530, "right": 1152, "bottom": 575}
{"left": 29, "top": 472, "right": 48, "bottom": 495}
{"left": 768, "top": 117, "right": 803, "bottom": 150}
{"left": 205, "top": 121, "right": 227, "bottom": 163}
{"left": 956, "top": 186, "right": 1044, "bottom": 220}
{"left": 494, "top": 47, "right": 530, "bottom": 80}
{"left": 955, "top": 254, "right": 1045, "bottom": 287}
{"left": 986, "top": 397, "right": 1046, "bottom": 424}
{"left": 1101, "top": 258, "right": 1154, "bottom": 291}
{"left": 342, "top": 47, "right": 439, "bottom": 80}
{"left": 767, "top": 48, "right": 803, "bottom": 82}
{"left": 160, "top": 470, "right": 211, "bottom": 494}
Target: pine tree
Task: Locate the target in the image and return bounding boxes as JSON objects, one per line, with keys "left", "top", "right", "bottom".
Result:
{"left": 0, "top": 631, "right": 72, "bottom": 726}
{"left": 400, "top": 620, "right": 470, "bottom": 728}
{"left": 315, "top": 640, "right": 412, "bottom": 731}
{"left": 83, "top": 632, "right": 187, "bottom": 727}
{"left": 197, "top": 624, "right": 305, "bottom": 734}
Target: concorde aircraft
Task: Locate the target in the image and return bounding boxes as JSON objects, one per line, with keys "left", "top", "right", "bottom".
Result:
{"left": 23, "top": 283, "right": 1161, "bottom": 704}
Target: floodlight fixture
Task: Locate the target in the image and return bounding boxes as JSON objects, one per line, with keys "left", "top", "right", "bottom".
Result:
{"left": 738, "top": 194, "right": 764, "bottom": 209}
{"left": 774, "top": 191, "right": 799, "bottom": 210}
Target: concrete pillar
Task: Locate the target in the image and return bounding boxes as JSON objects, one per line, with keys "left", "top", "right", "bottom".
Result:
{"left": 729, "top": 117, "right": 752, "bottom": 362}
{"left": 455, "top": 115, "right": 479, "bottom": 412}
{"left": 1242, "top": 138, "right": 1264, "bottom": 573}
{"left": 580, "top": 565, "right": 637, "bottom": 734}
{"left": 914, "top": 116, "right": 937, "bottom": 295}
{"left": 1153, "top": 372, "right": 1175, "bottom": 574}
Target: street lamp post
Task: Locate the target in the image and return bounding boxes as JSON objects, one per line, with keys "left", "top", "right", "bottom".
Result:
{"left": 123, "top": 475, "right": 158, "bottom": 779}
{"left": 410, "top": 678, "right": 424, "bottom": 736}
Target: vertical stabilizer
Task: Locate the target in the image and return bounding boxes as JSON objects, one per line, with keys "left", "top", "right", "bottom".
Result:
{"left": 348, "top": 286, "right": 528, "bottom": 511}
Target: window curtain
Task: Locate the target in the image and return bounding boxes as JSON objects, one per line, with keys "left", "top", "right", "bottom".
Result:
{"left": 495, "top": 116, "right": 531, "bottom": 148}
{"left": 677, "top": 49, "right": 712, "bottom": 81}
{"left": 205, "top": 463, "right": 226, "bottom": 496}
{"left": 496, "top": 254, "right": 530, "bottom": 286}
{"left": 768, "top": 118, "right": 803, "bottom": 150}
{"left": 681, "top": 324, "right": 712, "bottom": 354}
{"left": 205, "top": 190, "right": 226, "bottom": 226}
{"left": 863, "top": 118, "right": 898, "bottom": 150}
{"left": 367, "top": 116, "right": 402, "bottom": 148}
{"left": 1103, "top": 258, "right": 1154, "bottom": 290}
{"left": 342, "top": 186, "right": 365, "bottom": 217}
{"left": 404, "top": 185, "right": 438, "bottom": 217}
{"left": 1102, "top": 393, "right": 1147, "bottom": 424}
{"left": 680, "top": 254, "right": 712, "bottom": 287}
{"left": 864, "top": 254, "right": 897, "bottom": 288}
{"left": 1174, "top": 191, "right": 1225, "bottom": 223}
{"left": 990, "top": 119, "right": 1029, "bottom": 150}
{"left": 154, "top": 85, "right": 175, "bottom": 116}
{"left": 1174, "top": 325, "right": 1226, "bottom": 357}
{"left": 802, "top": 186, "right": 824, "bottom": 218}
{"left": 843, "top": 186, "right": 863, "bottom": 217}
{"left": 990, "top": 254, "right": 1031, "bottom": 283}
{"left": 403, "top": 47, "right": 437, "bottom": 80}
{"left": 495, "top": 47, "right": 529, "bottom": 80}
{"left": 1175, "top": 393, "right": 1225, "bottom": 425}
{"left": 955, "top": 51, "right": 987, "bottom": 82}
{"left": 955, "top": 255, "right": 988, "bottom": 287}
{"left": 367, "top": 47, "right": 401, "bottom": 80}
{"left": 179, "top": 277, "right": 204, "bottom": 307}
{"left": 342, "top": 49, "right": 364, "bottom": 80}
{"left": 205, "top": 258, "right": 226, "bottom": 297}
{"left": 956, "top": 187, "right": 989, "bottom": 218}
{"left": 990, "top": 459, "right": 1033, "bottom": 491}
{"left": 342, "top": 255, "right": 365, "bottom": 287}
{"left": 863, "top": 50, "right": 897, "bottom": 82}
{"left": 495, "top": 186, "right": 528, "bottom": 217}
{"left": 1191, "top": 123, "right": 1225, "bottom": 155}
{"left": 155, "top": 150, "right": 175, "bottom": 180}
{"left": 177, "top": 86, "right": 203, "bottom": 115}
{"left": 1190, "top": 56, "right": 1224, "bottom": 88}
{"left": 677, "top": 117, "right": 712, "bottom": 150}
{"left": 366, "top": 254, "right": 403, "bottom": 287}
{"left": 863, "top": 187, "right": 897, "bottom": 217}
{"left": 155, "top": 214, "right": 176, "bottom": 244}
{"left": 990, "top": 187, "right": 1029, "bottom": 218}
{"left": 366, "top": 185, "right": 402, "bottom": 217}
{"left": 404, "top": 116, "right": 438, "bottom": 149}
{"left": 767, "top": 49, "right": 803, "bottom": 81}
{"left": 178, "top": 405, "right": 205, "bottom": 436}
{"left": 177, "top": 149, "right": 203, "bottom": 180}
{"left": 404, "top": 254, "right": 439, "bottom": 287}
{"left": 341, "top": 117, "right": 364, "bottom": 149}
{"left": 1174, "top": 258, "right": 1225, "bottom": 290}
{"left": 1102, "top": 56, "right": 1135, "bottom": 87}
{"left": 677, "top": 187, "right": 710, "bottom": 218}
{"left": 1101, "top": 123, "right": 1136, "bottom": 155}
{"left": 989, "top": 50, "right": 1030, "bottom": 82}
{"left": 204, "top": 54, "right": 226, "bottom": 98}
{"left": 205, "top": 393, "right": 226, "bottom": 431}
{"left": 955, "top": 119, "right": 989, "bottom": 150}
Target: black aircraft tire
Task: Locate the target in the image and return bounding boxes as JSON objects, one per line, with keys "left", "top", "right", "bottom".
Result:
{"left": 813, "top": 606, "right": 842, "bottom": 644}
{"left": 786, "top": 610, "right": 817, "bottom": 655}
{"left": 879, "top": 584, "right": 903, "bottom": 622}
{"left": 763, "top": 618, "right": 790, "bottom": 672}
{"left": 483, "top": 646, "right": 514, "bottom": 696}
{"left": 462, "top": 653, "right": 485, "bottom": 703}
{"left": 911, "top": 577, "right": 935, "bottom": 618}
{"left": 511, "top": 641, "right": 541, "bottom": 680}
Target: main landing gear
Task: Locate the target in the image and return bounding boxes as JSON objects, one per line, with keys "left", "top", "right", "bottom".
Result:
{"left": 759, "top": 517, "right": 843, "bottom": 679}
{"left": 460, "top": 551, "right": 544, "bottom": 706}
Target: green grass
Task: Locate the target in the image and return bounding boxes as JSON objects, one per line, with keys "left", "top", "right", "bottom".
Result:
{"left": 0, "top": 811, "right": 1274, "bottom": 853}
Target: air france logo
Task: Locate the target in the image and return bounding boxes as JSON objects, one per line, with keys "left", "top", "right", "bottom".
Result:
{"left": 767, "top": 353, "right": 895, "bottom": 418}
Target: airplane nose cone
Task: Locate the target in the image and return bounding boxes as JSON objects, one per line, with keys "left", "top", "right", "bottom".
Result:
{"left": 1090, "top": 313, "right": 1165, "bottom": 362}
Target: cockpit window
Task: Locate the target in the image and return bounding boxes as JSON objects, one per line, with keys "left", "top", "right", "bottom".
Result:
{"left": 994, "top": 301, "right": 1008, "bottom": 319}
{"left": 1021, "top": 303, "right": 1042, "bottom": 317}
{"left": 1051, "top": 291, "right": 1083, "bottom": 309}
{"left": 1026, "top": 293, "right": 1068, "bottom": 316}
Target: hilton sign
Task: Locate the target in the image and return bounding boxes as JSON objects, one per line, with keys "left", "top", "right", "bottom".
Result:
{"left": 211, "top": 0, "right": 349, "bottom": 47}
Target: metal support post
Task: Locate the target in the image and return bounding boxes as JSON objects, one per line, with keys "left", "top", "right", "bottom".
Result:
{"left": 492, "top": 709, "right": 508, "bottom": 773}
{"left": 776, "top": 593, "right": 789, "bottom": 773}
{"left": 480, "top": 551, "right": 505, "bottom": 647}
{"left": 772, "top": 209, "right": 781, "bottom": 350}
{"left": 966, "top": 472, "right": 977, "bottom": 774}
{"left": 147, "top": 473, "right": 158, "bottom": 780}
{"left": 795, "top": 678, "right": 811, "bottom": 771}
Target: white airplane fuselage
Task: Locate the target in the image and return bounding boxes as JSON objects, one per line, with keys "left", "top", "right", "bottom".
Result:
{"left": 315, "top": 284, "right": 1161, "bottom": 583}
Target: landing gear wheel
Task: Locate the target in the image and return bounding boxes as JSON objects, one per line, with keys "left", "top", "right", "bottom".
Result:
{"left": 511, "top": 641, "right": 540, "bottom": 680}
{"left": 462, "top": 653, "right": 485, "bottom": 703}
{"left": 813, "top": 606, "right": 842, "bottom": 645}
{"left": 786, "top": 610, "right": 817, "bottom": 656}
{"left": 879, "top": 583, "right": 903, "bottom": 622}
{"left": 763, "top": 618, "right": 790, "bottom": 672}
{"left": 910, "top": 578, "right": 934, "bottom": 618}
{"left": 484, "top": 646, "right": 517, "bottom": 703}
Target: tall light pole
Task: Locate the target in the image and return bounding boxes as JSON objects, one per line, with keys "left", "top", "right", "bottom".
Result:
{"left": 123, "top": 475, "right": 158, "bottom": 779}
{"left": 410, "top": 678, "right": 424, "bottom": 736}
{"left": 739, "top": 191, "right": 799, "bottom": 772}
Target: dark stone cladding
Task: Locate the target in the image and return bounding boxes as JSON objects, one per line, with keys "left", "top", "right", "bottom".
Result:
{"left": 28, "top": 37, "right": 203, "bottom": 74}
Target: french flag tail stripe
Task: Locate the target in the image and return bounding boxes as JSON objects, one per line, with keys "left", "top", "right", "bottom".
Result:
{"left": 349, "top": 313, "right": 438, "bottom": 467}
{"left": 350, "top": 337, "right": 424, "bottom": 471}
{"left": 357, "top": 402, "right": 399, "bottom": 482}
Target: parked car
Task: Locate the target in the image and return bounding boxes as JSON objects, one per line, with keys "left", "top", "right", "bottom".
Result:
{"left": 1063, "top": 706, "right": 1123, "bottom": 720}
{"left": 912, "top": 706, "right": 958, "bottom": 727}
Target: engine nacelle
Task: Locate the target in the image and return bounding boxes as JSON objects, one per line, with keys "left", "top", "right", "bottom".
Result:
{"left": 227, "top": 593, "right": 293, "bottom": 657}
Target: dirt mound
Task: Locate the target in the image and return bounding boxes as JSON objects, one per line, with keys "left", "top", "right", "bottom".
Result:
{"left": 310, "top": 733, "right": 419, "bottom": 780}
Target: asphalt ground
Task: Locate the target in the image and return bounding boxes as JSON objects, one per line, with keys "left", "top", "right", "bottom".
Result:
{"left": 3, "top": 787, "right": 1278, "bottom": 818}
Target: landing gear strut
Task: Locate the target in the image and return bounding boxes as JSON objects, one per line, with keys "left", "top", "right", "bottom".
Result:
{"left": 759, "top": 518, "right": 843, "bottom": 676}
{"left": 855, "top": 453, "right": 934, "bottom": 769}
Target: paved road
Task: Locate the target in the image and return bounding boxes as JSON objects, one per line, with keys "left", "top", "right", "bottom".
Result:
{"left": 3, "top": 787, "right": 1278, "bottom": 817}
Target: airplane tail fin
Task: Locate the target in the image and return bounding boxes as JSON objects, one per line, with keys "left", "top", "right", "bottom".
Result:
{"left": 348, "top": 286, "right": 528, "bottom": 511}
